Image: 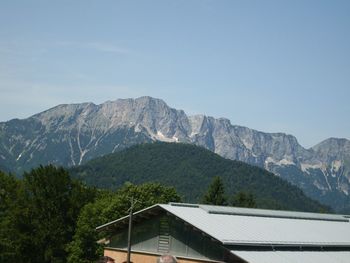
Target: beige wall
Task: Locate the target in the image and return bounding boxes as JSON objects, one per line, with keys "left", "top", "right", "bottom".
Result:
{"left": 104, "top": 248, "right": 220, "bottom": 263}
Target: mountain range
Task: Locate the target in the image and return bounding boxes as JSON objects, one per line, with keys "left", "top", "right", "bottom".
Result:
{"left": 0, "top": 96, "right": 349, "bottom": 211}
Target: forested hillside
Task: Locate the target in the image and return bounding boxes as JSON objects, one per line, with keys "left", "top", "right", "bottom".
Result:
{"left": 71, "top": 142, "right": 329, "bottom": 212}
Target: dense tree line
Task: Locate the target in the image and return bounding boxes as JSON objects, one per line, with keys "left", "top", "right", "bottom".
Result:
{"left": 0, "top": 166, "right": 181, "bottom": 263}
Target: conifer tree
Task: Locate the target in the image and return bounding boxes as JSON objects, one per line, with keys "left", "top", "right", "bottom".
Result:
{"left": 201, "top": 176, "right": 228, "bottom": 205}
{"left": 231, "top": 191, "right": 257, "bottom": 208}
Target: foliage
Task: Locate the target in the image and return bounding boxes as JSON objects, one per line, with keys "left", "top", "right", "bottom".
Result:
{"left": 201, "top": 178, "right": 257, "bottom": 208}
{"left": 67, "top": 182, "right": 181, "bottom": 263}
{"left": 0, "top": 165, "right": 181, "bottom": 263}
{"left": 231, "top": 191, "right": 257, "bottom": 208}
{"left": 0, "top": 166, "right": 96, "bottom": 263}
{"left": 201, "top": 176, "right": 228, "bottom": 205}
{"left": 0, "top": 171, "right": 22, "bottom": 262}
{"left": 71, "top": 142, "right": 330, "bottom": 212}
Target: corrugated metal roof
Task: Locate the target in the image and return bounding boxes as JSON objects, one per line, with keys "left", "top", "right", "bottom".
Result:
{"left": 199, "top": 204, "right": 348, "bottom": 222}
{"left": 160, "top": 203, "right": 350, "bottom": 246}
{"left": 96, "top": 203, "right": 350, "bottom": 247}
{"left": 232, "top": 251, "right": 350, "bottom": 263}
{"left": 97, "top": 203, "right": 350, "bottom": 262}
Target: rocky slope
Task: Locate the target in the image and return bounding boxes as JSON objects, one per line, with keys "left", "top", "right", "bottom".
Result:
{"left": 0, "top": 96, "right": 349, "bottom": 211}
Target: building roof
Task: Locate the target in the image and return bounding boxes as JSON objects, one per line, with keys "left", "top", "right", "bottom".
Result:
{"left": 232, "top": 251, "right": 350, "bottom": 263}
{"left": 97, "top": 203, "right": 350, "bottom": 262}
{"left": 97, "top": 202, "right": 350, "bottom": 248}
{"left": 160, "top": 203, "right": 350, "bottom": 247}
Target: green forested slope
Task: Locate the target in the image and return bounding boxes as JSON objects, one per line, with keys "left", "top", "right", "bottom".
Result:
{"left": 70, "top": 142, "right": 329, "bottom": 212}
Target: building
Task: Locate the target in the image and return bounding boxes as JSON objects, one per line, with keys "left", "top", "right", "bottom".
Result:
{"left": 97, "top": 203, "right": 350, "bottom": 263}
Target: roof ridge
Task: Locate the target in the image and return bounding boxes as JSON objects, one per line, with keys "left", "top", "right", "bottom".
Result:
{"left": 167, "top": 203, "right": 348, "bottom": 222}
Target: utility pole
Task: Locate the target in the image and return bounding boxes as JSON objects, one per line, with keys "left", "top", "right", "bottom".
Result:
{"left": 126, "top": 197, "right": 136, "bottom": 263}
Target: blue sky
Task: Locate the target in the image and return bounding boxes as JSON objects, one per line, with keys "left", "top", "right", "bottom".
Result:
{"left": 0, "top": 0, "right": 349, "bottom": 148}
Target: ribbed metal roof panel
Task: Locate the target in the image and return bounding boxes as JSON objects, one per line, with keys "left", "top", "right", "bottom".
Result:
{"left": 232, "top": 251, "right": 350, "bottom": 263}
{"left": 160, "top": 204, "right": 350, "bottom": 246}
{"left": 200, "top": 204, "right": 348, "bottom": 222}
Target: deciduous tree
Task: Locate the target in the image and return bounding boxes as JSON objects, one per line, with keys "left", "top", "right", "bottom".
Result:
{"left": 67, "top": 182, "right": 181, "bottom": 263}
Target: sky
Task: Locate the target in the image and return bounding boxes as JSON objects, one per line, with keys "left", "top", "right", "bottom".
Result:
{"left": 0, "top": 0, "right": 349, "bottom": 148}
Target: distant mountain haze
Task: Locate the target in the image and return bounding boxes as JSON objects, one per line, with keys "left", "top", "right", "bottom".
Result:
{"left": 0, "top": 96, "right": 349, "bottom": 211}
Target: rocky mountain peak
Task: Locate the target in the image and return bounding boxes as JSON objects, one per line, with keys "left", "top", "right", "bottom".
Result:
{"left": 0, "top": 96, "right": 349, "bottom": 212}
{"left": 312, "top": 137, "right": 350, "bottom": 162}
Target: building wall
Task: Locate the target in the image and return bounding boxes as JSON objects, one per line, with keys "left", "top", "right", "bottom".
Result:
{"left": 104, "top": 248, "right": 224, "bottom": 263}
{"left": 108, "top": 213, "right": 226, "bottom": 262}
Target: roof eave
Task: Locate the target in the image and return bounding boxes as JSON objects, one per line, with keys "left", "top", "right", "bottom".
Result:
{"left": 95, "top": 203, "right": 163, "bottom": 231}
{"left": 223, "top": 241, "right": 350, "bottom": 248}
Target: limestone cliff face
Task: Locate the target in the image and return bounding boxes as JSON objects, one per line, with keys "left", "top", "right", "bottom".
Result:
{"left": 0, "top": 96, "right": 349, "bottom": 210}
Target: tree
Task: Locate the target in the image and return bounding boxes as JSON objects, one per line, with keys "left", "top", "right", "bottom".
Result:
{"left": 12, "top": 165, "right": 96, "bottom": 263}
{"left": 231, "top": 191, "right": 257, "bottom": 208}
{"left": 201, "top": 176, "right": 228, "bottom": 205}
{"left": 0, "top": 171, "right": 22, "bottom": 263}
{"left": 67, "top": 182, "right": 181, "bottom": 263}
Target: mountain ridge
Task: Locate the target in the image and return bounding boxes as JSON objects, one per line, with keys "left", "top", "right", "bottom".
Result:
{"left": 0, "top": 96, "right": 349, "bottom": 211}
